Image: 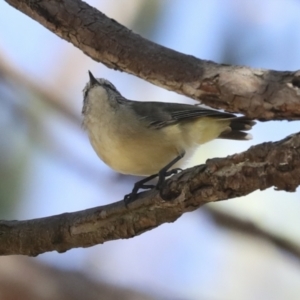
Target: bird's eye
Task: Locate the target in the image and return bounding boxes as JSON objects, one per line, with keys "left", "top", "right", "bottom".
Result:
{"left": 83, "top": 89, "right": 88, "bottom": 98}
{"left": 103, "top": 82, "right": 116, "bottom": 92}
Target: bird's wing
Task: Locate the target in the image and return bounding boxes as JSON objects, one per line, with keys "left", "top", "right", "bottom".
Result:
{"left": 129, "top": 101, "right": 237, "bottom": 129}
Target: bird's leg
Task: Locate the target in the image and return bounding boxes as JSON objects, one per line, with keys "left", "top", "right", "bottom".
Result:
{"left": 128, "top": 174, "right": 157, "bottom": 196}
{"left": 124, "top": 174, "right": 157, "bottom": 205}
{"left": 156, "top": 152, "right": 185, "bottom": 189}
{"left": 124, "top": 152, "right": 185, "bottom": 205}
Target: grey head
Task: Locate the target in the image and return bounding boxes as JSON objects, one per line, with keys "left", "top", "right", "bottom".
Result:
{"left": 82, "top": 71, "right": 122, "bottom": 115}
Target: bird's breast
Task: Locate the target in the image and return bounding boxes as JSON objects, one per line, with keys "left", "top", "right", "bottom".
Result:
{"left": 85, "top": 115, "right": 186, "bottom": 175}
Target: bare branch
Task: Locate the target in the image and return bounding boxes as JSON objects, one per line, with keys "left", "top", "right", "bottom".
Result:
{"left": 0, "top": 257, "right": 155, "bottom": 300}
{"left": 0, "top": 53, "right": 80, "bottom": 126}
{"left": 206, "top": 208, "right": 300, "bottom": 261}
{"left": 3, "top": 0, "right": 300, "bottom": 257}
{"left": 4, "top": 0, "right": 300, "bottom": 120}
{"left": 1, "top": 133, "right": 300, "bottom": 256}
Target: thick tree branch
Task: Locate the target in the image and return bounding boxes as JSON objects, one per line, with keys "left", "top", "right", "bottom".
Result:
{"left": 1, "top": 133, "right": 300, "bottom": 256}
{"left": 5, "top": 0, "right": 300, "bottom": 120}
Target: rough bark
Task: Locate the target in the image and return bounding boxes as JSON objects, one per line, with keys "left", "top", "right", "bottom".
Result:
{"left": 4, "top": 0, "right": 300, "bottom": 120}
{"left": 1, "top": 133, "right": 299, "bottom": 256}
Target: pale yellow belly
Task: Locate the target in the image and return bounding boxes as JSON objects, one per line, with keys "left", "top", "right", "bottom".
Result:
{"left": 87, "top": 117, "right": 229, "bottom": 176}
{"left": 89, "top": 129, "right": 182, "bottom": 176}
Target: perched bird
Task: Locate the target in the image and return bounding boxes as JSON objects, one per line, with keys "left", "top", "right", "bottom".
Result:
{"left": 82, "top": 71, "right": 255, "bottom": 202}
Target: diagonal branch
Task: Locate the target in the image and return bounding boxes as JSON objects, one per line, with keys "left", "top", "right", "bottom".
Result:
{"left": 4, "top": 0, "right": 300, "bottom": 120}
{"left": 1, "top": 133, "right": 300, "bottom": 256}
{"left": 206, "top": 208, "right": 300, "bottom": 261}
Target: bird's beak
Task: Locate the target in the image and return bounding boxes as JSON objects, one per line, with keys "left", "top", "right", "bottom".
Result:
{"left": 88, "top": 71, "right": 98, "bottom": 85}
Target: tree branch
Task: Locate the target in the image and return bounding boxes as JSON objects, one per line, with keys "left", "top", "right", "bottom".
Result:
{"left": 5, "top": 0, "right": 300, "bottom": 120}
{"left": 206, "top": 208, "right": 300, "bottom": 261}
{"left": 3, "top": 0, "right": 300, "bottom": 257}
{"left": 1, "top": 133, "right": 300, "bottom": 256}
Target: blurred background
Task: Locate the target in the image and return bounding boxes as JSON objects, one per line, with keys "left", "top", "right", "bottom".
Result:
{"left": 1, "top": 0, "right": 300, "bottom": 299}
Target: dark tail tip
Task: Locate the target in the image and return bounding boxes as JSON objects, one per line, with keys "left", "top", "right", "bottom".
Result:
{"left": 219, "top": 117, "right": 256, "bottom": 141}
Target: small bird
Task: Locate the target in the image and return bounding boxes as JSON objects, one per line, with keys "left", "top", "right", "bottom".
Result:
{"left": 82, "top": 71, "right": 255, "bottom": 202}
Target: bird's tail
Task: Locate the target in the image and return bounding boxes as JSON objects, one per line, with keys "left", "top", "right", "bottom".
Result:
{"left": 218, "top": 117, "right": 256, "bottom": 140}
